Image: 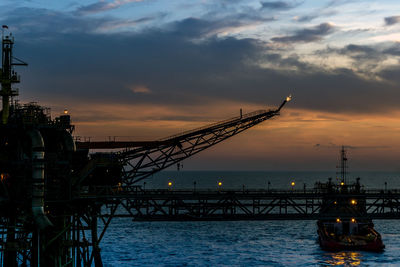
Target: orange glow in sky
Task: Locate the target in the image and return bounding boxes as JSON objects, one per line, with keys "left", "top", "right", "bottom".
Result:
{"left": 59, "top": 100, "right": 400, "bottom": 171}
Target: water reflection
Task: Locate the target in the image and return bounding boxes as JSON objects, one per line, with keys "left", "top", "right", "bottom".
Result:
{"left": 321, "top": 251, "right": 362, "bottom": 266}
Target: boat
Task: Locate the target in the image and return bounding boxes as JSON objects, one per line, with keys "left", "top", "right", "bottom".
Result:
{"left": 317, "top": 219, "right": 384, "bottom": 252}
{"left": 316, "top": 146, "right": 385, "bottom": 252}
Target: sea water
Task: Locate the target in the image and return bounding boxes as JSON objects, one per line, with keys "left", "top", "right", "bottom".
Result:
{"left": 101, "top": 171, "right": 400, "bottom": 266}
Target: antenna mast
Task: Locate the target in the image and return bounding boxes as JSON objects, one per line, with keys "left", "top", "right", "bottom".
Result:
{"left": 0, "top": 25, "right": 27, "bottom": 124}
{"left": 340, "top": 145, "right": 348, "bottom": 184}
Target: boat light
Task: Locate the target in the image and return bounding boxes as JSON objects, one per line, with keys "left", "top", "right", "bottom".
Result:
{"left": 336, "top": 218, "right": 341, "bottom": 223}
{"left": 64, "top": 109, "right": 68, "bottom": 114}
{"left": 168, "top": 181, "right": 172, "bottom": 187}
{"left": 218, "top": 181, "right": 222, "bottom": 186}
{"left": 291, "top": 181, "right": 295, "bottom": 186}
{"left": 351, "top": 218, "right": 356, "bottom": 223}
{"left": 351, "top": 199, "right": 357, "bottom": 205}
{"left": 286, "top": 95, "right": 292, "bottom": 102}
{"left": 334, "top": 201, "right": 337, "bottom": 205}
{"left": 340, "top": 182, "right": 344, "bottom": 186}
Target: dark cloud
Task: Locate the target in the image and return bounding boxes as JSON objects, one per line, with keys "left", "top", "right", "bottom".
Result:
{"left": 76, "top": 0, "right": 143, "bottom": 15}
{"left": 2, "top": 7, "right": 155, "bottom": 36}
{"left": 337, "top": 44, "right": 386, "bottom": 68}
{"left": 260, "top": 1, "right": 293, "bottom": 10}
{"left": 170, "top": 17, "right": 239, "bottom": 38}
{"left": 317, "top": 43, "right": 400, "bottom": 72}
{"left": 384, "top": 16, "right": 400, "bottom": 26}
{"left": 291, "top": 0, "right": 339, "bottom": 23}
{"left": 293, "top": 10, "right": 336, "bottom": 23}
{"left": 382, "top": 43, "right": 400, "bottom": 56}
{"left": 341, "top": 44, "right": 381, "bottom": 56}
{"left": 264, "top": 53, "right": 313, "bottom": 71}
{"left": 2, "top": 7, "right": 400, "bottom": 125}
{"left": 377, "top": 65, "right": 400, "bottom": 83}
{"left": 271, "top": 23, "right": 335, "bottom": 43}
{"left": 294, "top": 15, "right": 318, "bottom": 22}
{"left": 76, "top": 1, "right": 112, "bottom": 15}
{"left": 169, "top": 15, "right": 274, "bottom": 39}
{"left": 16, "top": 28, "right": 400, "bottom": 117}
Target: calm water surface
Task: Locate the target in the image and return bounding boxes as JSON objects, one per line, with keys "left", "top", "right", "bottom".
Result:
{"left": 102, "top": 220, "right": 400, "bottom": 266}
{"left": 101, "top": 171, "right": 400, "bottom": 266}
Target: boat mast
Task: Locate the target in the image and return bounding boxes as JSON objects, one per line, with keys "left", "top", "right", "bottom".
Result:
{"left": 340, "top": 145, "right": 348, "bottom": 184}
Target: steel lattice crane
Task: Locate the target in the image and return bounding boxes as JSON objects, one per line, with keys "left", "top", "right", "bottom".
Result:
{"left": 76, "top": 95, "right": 292, "bottom": 186}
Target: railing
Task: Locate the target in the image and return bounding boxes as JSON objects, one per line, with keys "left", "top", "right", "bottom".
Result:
{"left": 77, "top": 186, "right": 400, "bottom": 198}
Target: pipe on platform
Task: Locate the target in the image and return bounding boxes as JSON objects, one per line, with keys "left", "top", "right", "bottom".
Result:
{"left": 28, "top": 129, "right": 53, "bottom": 229}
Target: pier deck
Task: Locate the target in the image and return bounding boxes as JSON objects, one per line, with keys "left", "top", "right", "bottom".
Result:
{"left": 86, "top": 188, "right": 400, "bottom": 220}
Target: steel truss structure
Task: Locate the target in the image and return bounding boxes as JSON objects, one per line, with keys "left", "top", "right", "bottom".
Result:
{"left": 77, "top": 104, "right": 289, "bottom": 185}
{"left": 119, "top": 109, "right": 281, "bottom": 185}
{"left": 0, "top": 202, "right": 119, "bottom": 266}
{"left": 94, "top": 189, "right": 400, "bottom": 220}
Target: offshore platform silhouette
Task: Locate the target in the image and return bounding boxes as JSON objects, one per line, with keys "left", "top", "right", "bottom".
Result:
{"left": 1, "top": 29, "right": 398, "bottom": 266}
{"left": 0, "top": 29, "right": 290, "bottom": 266}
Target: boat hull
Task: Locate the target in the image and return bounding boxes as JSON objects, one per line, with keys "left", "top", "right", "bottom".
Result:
{"left": 317, "top": 221, "right": 385, "bottom": 252}
{"left": 318, "top": 232, "right": 385, "bottom": 252}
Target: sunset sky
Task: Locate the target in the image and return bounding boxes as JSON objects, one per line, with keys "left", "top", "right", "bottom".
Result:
{"left": 2, "top": 0, "right": 400, "bottom": 170}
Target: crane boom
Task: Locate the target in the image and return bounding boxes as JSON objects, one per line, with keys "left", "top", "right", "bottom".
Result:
{"left": 76, "top": 96, "right": 291, "bottom": 185}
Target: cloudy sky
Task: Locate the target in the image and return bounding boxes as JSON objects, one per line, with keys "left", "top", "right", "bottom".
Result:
{"left": 2, "top": 0, "right": 400, "bottom": 170}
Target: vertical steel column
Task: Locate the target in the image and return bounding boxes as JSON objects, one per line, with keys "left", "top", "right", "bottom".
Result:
{"left": 31, "top": 230, "right": 39, "bottom": 267}
{"left": 4, "top": 216, "right": 17, "bottom": 267}
{"left": 91, "top": 208, "right": 103, "bottom": 267}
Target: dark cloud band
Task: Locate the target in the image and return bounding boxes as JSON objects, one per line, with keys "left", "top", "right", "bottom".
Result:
{"left": 384, "top": 16, "right": 400, "bottom": 26}
{"left": 271, "top": 23, "right": 335, "bottom": 43}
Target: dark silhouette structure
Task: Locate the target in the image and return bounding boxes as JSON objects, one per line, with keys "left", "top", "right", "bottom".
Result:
{"left": 0, "top": 30, "right": 291, "bottom": 266}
